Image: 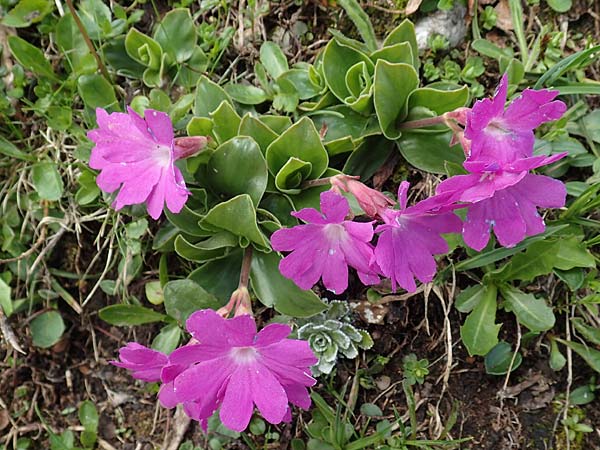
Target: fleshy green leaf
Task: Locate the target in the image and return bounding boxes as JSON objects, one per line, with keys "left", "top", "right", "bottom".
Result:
{"left": 194, "top": 75, "right": 232, "bottom": 117}
{"left": 163, "top": 279, "right": 221, "bottom": 323}
{"left": 322, "top": 39, "right": 372, "bottom": 103}
{"left": 373, "top": 61, "right": 418, "bottom": 139}
{"left": 125, "top": 28, "right": 163, "bottom": 70}
{"left": 153, "top": 8, "right": 196, "bottom": 64}
{"left": 2, "top": 0, "right": 53, "bottom": 27}
{"left": 274, "top": 157, "right": 313, "bottom": 194}
{"left": 30, "top": 311, "right": 65, "bottom": 348}
{"left": 259, "top": 41, "right": 289, "bottom": 79}
{"left": 396, "top": 131, "right": 465, "bottom": 174}
{"left": 31, "top": 162, "right": 64, "bottom": 201}
{"left": 199, "top": 195, "right": 270, "bottom": 249}
{"left": 174, "top": 233, "right": 237, "bottom": 262}
{"left": 336, "top": 0, "right": 377, "bottom": 52}
{"left": 250, "top": 251, "right": 327, "bottom": 317}
{"left": 382, "top": 20, "right": 419, "bottom": 69}
{"left": 77, "top": 74, "right": 118, "bottom": 110}
{"left": 206, "top": 137, "right": 267, "bottom": 205}
{"left": 408, "top": 84, "right": 469, "bottom": 115}
{"left": 460, "top": 284, "right": 501, "bottom": 356}
{"left": 484, "top": 341, "right": 522, "bottom": 375}
{"left": 225, "top": 83, "right": 269, "bottom": 105}
{"left": 238, "top": 114, "right": 279, "bottom": 153}
{"left": 152, "top": 323, "right": 182, "bottom": 354}
{"left": 188, "top": 250, "right": 242, "bottom": 302}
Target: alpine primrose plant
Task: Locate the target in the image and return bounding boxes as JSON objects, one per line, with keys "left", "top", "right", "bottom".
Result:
{"left": 91, "top": 72, "right": 568, "bottom": 433}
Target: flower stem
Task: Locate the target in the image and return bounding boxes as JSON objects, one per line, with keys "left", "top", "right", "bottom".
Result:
{"left": 238, "top": 246, "right": 253, "bottom": 289}
{"left": 399, "top": 115, "right": 447, "bottom": 129}
{"left": 64, "top": 0, "right": 112, "bottom": 84}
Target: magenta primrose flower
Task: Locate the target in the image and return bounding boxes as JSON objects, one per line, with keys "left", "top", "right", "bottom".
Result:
{"left": 88, "top": 107, "right": 206, "bottom": 220}
{"left": 437, "top": 74, "right": 568, "bottom": 250}
{"left": 373, "top": 182, "right": 462, "bottom": 292}
{"left": 112, "top": 342, "right": 167, "bottom": 382}
{"left": 464, "top": 73, "right": 567, "bottom": 165}
{"left": 271, "top": 190, "right": 379, "bottom": 294}
{"left": 112, "top": 310, "right": 318, "bottom": 433}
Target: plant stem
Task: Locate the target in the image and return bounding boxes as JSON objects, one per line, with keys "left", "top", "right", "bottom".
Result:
{"left": 399, "top": 115, "right": 447, "bottom": 129}
{"left": 64, "top": 0, "right": 112, "bottom": 83}
{"left": 238, "top": 246, "right": 253, "bottom": 289}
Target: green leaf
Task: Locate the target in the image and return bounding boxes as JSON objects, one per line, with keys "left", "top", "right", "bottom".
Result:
{"left": 397, "top": 131, "right": 465, "bottom": 174}
{"left": 274, "top": 157, "right": 312, "bottom": 194}
{"left": 322, "top": 39, "right": 372, "bottom": 103}
{"left": 266, "top": 117, "right": 329, "bottom": 180}
{"left": 471, "top": 39, "right": 513, "bottom": 60}
{"left": 373, "top": 61, "right": 418, "bottom": 139}
{"left": 31, "top": 162, "right": 63, "bottom": 201}
{"left": 188, "top": 250, "right": 242, "bottom": 302}
{"left": 238, "top": 114, "right": 279, "bottom": 152}
{"left": 455, "top": 284, "right": 487, "bottom": 313}
{"left": 153, "top": 8, "right": 196, "bottom": 64}
{"left": 484, "top": 341, "right": 522, "bottom": 375}
{"left": 460, "top": 284, "right": 500, "bottom": 356}
{"left": 546, "top": 0, "right": 572, "bottom": 13}
{"left": 0, "top": 278, "right": 12, "bottom": 317}
{"left": 78, "top": 400, "right": 99, "bottom": 432}
{"left": 556, "top": 338, "right": 600, "bottom": 373}
{"left": 125, "top": 28, "right": 163, "bottom": 70}
{"left": 492, "top": 238, "right": 595, "bottom": 282}
{"left": 225, "top": 83, "right": 269, "bottom": 105}
{"left": 250, "top": 251, "right": 327, "bottom": 317}
{"left": 278, "top": 69, "right": 323, "bottom": 100}
{"left": 273, "top": 77, "right": 300, "bottom": 113}
{"left": 163, "top": 279, "right": 221, "bottom": 323}
{"left": 571, "top": 318, "right": 600, "bottom": 346}
{"left": 176, "top": 46, "right": 209, "bottom": 87}
{"left": 77, "top": 74, "right": 118, "bottom": 110}
{"left": 0, "top": 135, "right": 34, "bottom": 161}
{"left": 500, "top": 285, "right": 555, "bottom": 332}
{"left": 260, "top": 41, "right": 289, "bottom": 79}
{"left": 370, "top": 42, "right": 414, "bottom": 65}
{"left": 209, "top": 100, "right": 241, "bottom": 144}
{"left": 8, "top": 35, "right": 57, "bottom": 80}
{"left": 207, "top": 137, "right": 268, "bottom": 207}
{"left": 455, "top": 224, "right": 568, "bottom": 271}
{"left": 98, "top": 304, "right": 166, "bottom": 326}
{"left": 145, "top": 280, "right": 163, "bottom": 305}
{"left": 200, "top": 195, "right": 270, "bottom": 248}
{"left": 56, "top": 13, "right": 97, "bottom": 76}
{"left": 343, "top": 136, "right": 395, "bottom": 180}
{"left": 30, "top": 311, "right": 65, "bottom": 348}
{"left": 152, "top": 323, "right": 182, "bottom": 354}
{"left": 408, "top": 84, "right": 469, "bottom": 115}
{"left": 336, "top": 0, "right": 377, "bottom": 52}
{"left": 382, "top": 20, "right": 419, "bottom": 69}
{"left": 534, "top": 45, "right": 600, "bottom": 89}
{"left": 194, "top": 75, "right": 233, "bottom": 117}
{"left": 2, "top": 0, "right": 53, "bottom": 27}
{"left": 174, "top": 233, "right": 237, "bottom": 262}
{"left": 549, "top": 337, "right": 566, "bottom": 371}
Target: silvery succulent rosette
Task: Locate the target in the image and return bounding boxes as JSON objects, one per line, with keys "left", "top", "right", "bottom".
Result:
{"left": 296, "top": 300, "right": 373, "bottom": 376}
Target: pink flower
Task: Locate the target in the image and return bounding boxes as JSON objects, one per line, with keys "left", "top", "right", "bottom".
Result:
{"left": 160, "top": 310, "right": 318, "bottom": 432}
{"left": 437, "top": 158, "right": 566, "bottom": 250}
{"left": 464, "top": 73, "right": 566, "bottom": 165}
{"left": 373, "top": 182, "right": 462, "bottom": 293}
{"left": 111, "top": 342, "right": 168, "bottom": 382}
{"left": 88, "top": 107, "right": 207, "bottom": 219}
{"left": 271, "top": 190, "right": 379, "bottom": 294}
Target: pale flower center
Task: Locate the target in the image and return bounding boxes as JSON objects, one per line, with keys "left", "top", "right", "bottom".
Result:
{"left": 230, "top": 346, "right": 258, "bottom": 364}
{"left": 153, "top": 143, "right": 172, "bottom": 167}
